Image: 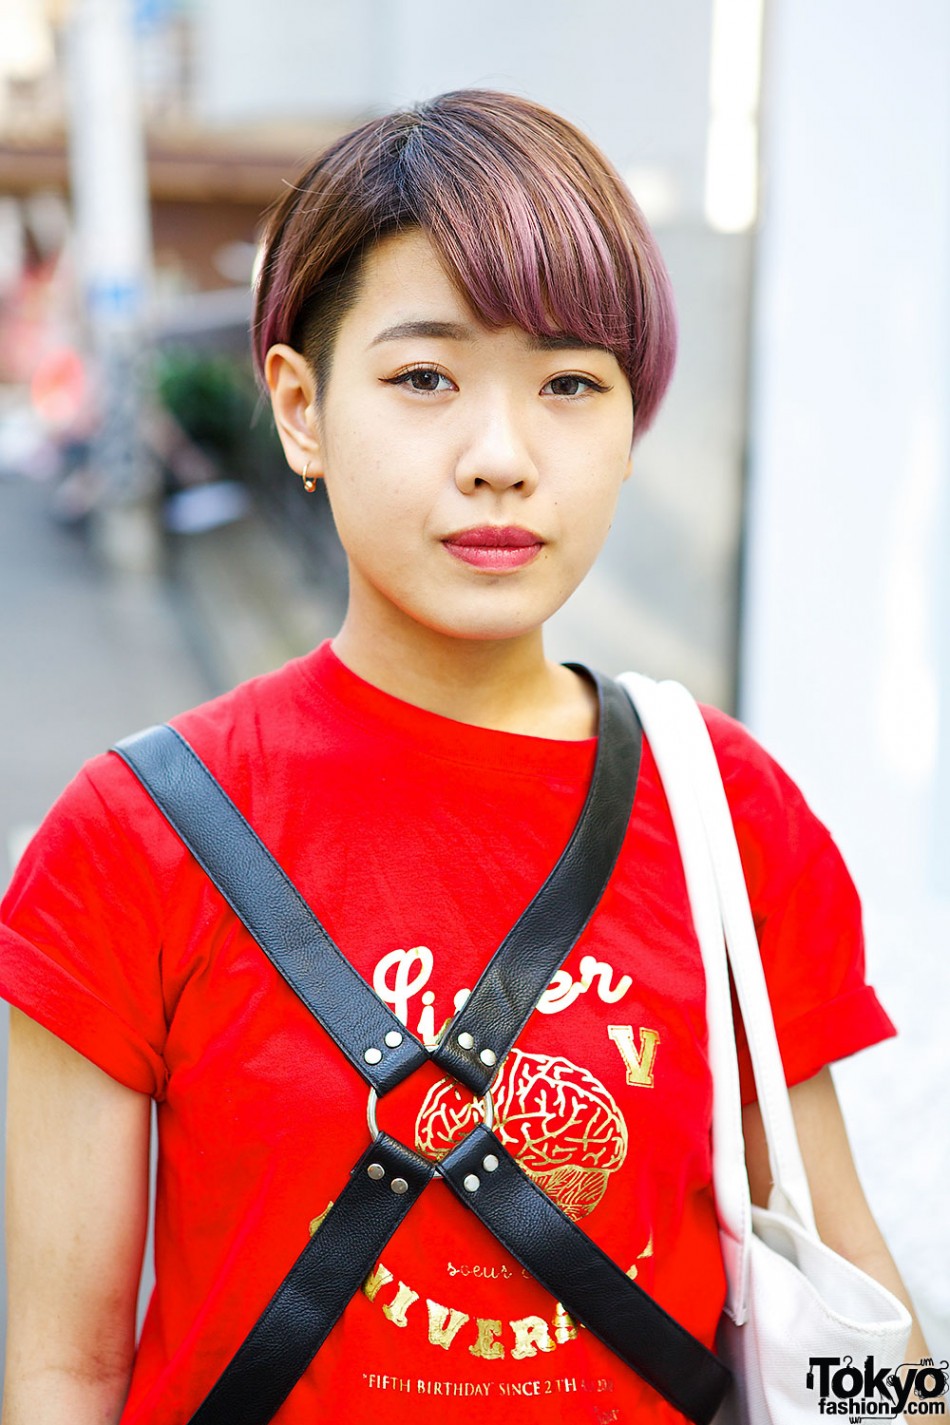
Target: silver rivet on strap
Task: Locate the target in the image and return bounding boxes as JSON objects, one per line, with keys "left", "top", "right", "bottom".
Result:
{"left": 367, "top": 1163, "right": 385, "bottom": 1181}
{"left": 463, "top": 1174, "right": 480, "bottom": 1193}
{"left": 457, "top": 1032, "right": 475, "bottom": 1051}
{"left": 391, "top": 1178, "right": 409, "bottom": 1195}
{"left": 482, "top": 1154, "right": 499, "bottom": 1172}
{"left": 363, "top": 1047, "right": 383, "bottom": 1065}
{"left": 479, "top": 1048, "right": 497, "bottom": 1067}
{"left": 384, "top": 1030, "right": 403, "bottom": 1048}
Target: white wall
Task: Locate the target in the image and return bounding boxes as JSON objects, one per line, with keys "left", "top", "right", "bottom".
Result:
{"left": 375, "top": 0, "right": 712, "bottom": 217}
{"left": 743, "top": 0, "right": 950, "bottom": 1355}
{"left": 192, "top": 0, "right": 379, "bottom": 124}
{"left": 193, "top": 0, "right": 712, "bottom": 213}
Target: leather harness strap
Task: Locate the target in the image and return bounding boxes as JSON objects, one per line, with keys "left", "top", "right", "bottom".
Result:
{"left": 427, "top": 664, "right": 645, "bottom": 1097}
{"left": 114, "top": 670, "right": 731, "bottom": 1425}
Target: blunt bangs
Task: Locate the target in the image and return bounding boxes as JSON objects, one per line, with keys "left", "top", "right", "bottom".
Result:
{"left": 253, "top": 91, "right": 677, "bottom": 437}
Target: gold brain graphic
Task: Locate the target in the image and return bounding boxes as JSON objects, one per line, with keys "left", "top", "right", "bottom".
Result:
{"left": 415, "top": 1049, "right": 628, "bottom": 1222}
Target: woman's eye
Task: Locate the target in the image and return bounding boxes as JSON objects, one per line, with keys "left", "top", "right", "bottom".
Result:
{"left": 389, "top": 367, "right": 454, "bottom": 393}
{"left": 544, "top": 374, "right": 608, "bottom": 398}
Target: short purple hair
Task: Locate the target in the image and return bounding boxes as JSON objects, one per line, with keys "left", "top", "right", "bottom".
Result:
{"left": 253, "top": 90, "right": 677, "bottom": 438}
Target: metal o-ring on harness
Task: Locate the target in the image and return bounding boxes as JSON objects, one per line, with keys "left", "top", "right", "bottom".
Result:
{"left": 365, "top": 1082, "right": 495, "bottom": 1150}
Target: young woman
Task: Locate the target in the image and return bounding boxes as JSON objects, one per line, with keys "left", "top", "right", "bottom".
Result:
{"left": 1, "top": 90, "right": 926, "bottom": 1425}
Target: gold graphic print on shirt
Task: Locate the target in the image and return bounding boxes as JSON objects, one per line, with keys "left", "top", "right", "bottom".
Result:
{"left": 415, "top": 1049, "right": 627, "bottom": 1222}
{"left": 308, "top": 1034, "right": 656, "bottom": 1371}
{"left": 356, "top": 1243, "right": 654, "bottom": 1364}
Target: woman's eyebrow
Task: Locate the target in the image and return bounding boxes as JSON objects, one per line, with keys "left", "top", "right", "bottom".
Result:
{"left": 368, "top": 319, "right": 471, "bottom": 347}
{"left": 527, "top": 332, "right": 613, "bottom": 355}
{"left": 367, "top": 320, "right": 612, "bottom": 356}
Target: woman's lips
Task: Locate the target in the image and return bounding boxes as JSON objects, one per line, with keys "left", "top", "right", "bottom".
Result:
{"left": 442, "top": 525, "right": 544, "bottom": 570}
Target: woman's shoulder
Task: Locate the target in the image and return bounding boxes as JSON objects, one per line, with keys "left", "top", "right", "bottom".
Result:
{"left": 697, "top": 697, "right": 784, "bottom": 771}
{"left": 165, "top": 644, "right": 327, "bottom": 766}
{"left": 694, "top": 698, "right": 851, "bottom": 911}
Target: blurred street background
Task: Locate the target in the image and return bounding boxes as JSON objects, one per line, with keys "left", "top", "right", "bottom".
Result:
{"left": 1, "top": 0, "right": 948, "bottom": 1373}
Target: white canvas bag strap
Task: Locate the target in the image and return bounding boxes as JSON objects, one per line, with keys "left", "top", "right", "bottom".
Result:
{"left": 619, "top": 672, "right": 752, "bottom": 1319}
{"left": 656, "top": 679, "right": 816, "bottom": 1229}
{"left": 619, "top": 674, "right": 818, "bottom": 1322}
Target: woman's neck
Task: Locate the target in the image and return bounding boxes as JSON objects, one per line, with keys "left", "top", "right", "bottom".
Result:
{"left": 330, "top": 610, "right": 598, "bottom": 740}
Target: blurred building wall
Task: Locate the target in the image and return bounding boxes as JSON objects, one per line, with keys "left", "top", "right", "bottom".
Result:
{"left": 375, "top": 0, "right": 713, "bottom": 213}
{"left": 192, "top": 0, "right": 379, "bottom": 125}
{"left": 191, "top": 0, "right": 711, "bottom": 202}
{"left": 743, "top": 0, "right": 950, "bottom": 1355}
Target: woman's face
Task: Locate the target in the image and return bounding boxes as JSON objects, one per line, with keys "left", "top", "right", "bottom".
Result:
{"left": 269, "top": 228, "right": 635, "bottom": 649}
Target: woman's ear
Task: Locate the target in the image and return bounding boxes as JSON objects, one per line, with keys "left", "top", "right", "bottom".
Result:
{"left": 264, "top": 344, "right": 322, "bottom": 479}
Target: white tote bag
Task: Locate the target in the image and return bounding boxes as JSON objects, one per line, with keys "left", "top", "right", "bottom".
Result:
{"left": 619, "top": 674, "right": 911, "bottom": 1425}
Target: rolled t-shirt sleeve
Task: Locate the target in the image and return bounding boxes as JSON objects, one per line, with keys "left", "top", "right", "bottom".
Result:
{"left": 702, "top": 706, "right": 896, "bottom": 1105}
{"left": 0, "top": 756, "right": 169, "bottom": 1097}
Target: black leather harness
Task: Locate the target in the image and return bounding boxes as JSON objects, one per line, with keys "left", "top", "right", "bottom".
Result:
{"left": 114, "top": 670, "right": 730, "bottom": 1425}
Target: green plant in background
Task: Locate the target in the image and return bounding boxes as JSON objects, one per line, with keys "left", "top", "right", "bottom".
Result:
{"left": 152, "top": 343, "right": 340, "bottom": 592}
{"left": 154, "top": 348, "right": 261, "bottom": 468}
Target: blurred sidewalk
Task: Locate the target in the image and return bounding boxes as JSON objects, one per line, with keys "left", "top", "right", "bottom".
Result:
{"left": 1, "top": 479, "right": 212, "bottom": 877}
{"left": 0, "top": 477, "right": 337, "bottom": 884}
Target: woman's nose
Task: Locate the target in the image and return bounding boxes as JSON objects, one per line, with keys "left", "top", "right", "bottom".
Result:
{"left": 453, "top": 401, "right": 540, "bottom": 496}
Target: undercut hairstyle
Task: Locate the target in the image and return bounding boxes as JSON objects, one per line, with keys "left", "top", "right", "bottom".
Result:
{"left": 253, "top": 89, "right": 677, "bottom": 438}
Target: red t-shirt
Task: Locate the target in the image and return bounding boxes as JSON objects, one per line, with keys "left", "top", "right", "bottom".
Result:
{"left": 0, "top": 644, "right": 895, "bottom": 1424}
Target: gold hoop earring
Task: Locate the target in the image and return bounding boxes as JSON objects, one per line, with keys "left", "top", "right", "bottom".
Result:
{"left": 301, "top": 462, "right": 318, "bottom": 494}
